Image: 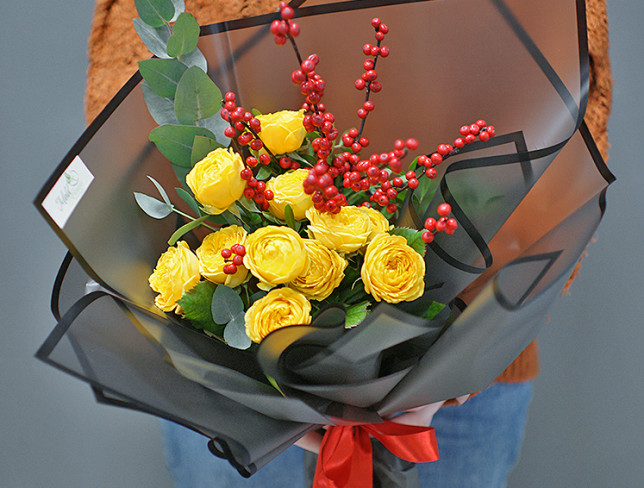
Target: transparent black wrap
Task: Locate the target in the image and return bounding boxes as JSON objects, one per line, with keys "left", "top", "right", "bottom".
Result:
{"left": 35, "top": 0, "right": 614, "bottom": 477}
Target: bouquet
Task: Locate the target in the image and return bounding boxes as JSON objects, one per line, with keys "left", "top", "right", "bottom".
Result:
{"left": 35, "top": 0, "right": 614, "bottom": 486}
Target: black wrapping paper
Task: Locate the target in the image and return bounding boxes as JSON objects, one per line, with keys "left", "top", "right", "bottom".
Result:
{"left": 35, "top": 0, "right": 613, "bottom": 475}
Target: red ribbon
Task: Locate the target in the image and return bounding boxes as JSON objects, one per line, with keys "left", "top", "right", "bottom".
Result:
{"left": 313, "top": 420, "right": 440, "bottom": 488}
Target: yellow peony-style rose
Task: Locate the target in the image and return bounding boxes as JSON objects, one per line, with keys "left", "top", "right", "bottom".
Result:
{"left": 364, "top": 207, "right": 393, "bottom": 241}
{"left": 186, "top": 147, "right": 245, "bottom": 215}
{"left": 196, "top": 225, "right": 248, "bottom": 288}
{"left": 266, "top": 169, "right": 314, "bottom": 221}
{"left": 245, "top": 287, "right": 312, "bottom": 343}
{"left": 306, "top": 206, "right": 373, "bottom": 253}
{"left": 256, "top": 109, "right": 306, "bottom": 154}
{"left": 361, "top": 233, "right": 426, "bottom": 303}
{"left": 289, "top": 239, "right": 347, "bottom": 300}
{"left": 149, "top": 241, "right": 201, "bottom": 312}
{"left": 243, "top": 225, "right": 309, "bottom": 290}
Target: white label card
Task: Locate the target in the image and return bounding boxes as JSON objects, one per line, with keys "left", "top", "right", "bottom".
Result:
{"left": 42, "top": 155, "right": 94, "bottom": 229}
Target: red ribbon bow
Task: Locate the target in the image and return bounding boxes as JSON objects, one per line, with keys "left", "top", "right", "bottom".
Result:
{"left": 313, "top": 420, "right": 440, "bottom": 488}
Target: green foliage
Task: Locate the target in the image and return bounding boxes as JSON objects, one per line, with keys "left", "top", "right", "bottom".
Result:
{"left": 167, "top": 13, "right": 200, "bottom": 57}
{"left": 197, "top": 113, "right": 229, "bottom": 146}
{"left": 135, "top": 0, "right": 175, "bottom": 27}
{"left": 134, "top": 192, "right": 173, "bottom": 219}
{"left": 168, "top": 215, "right": 210, "bottom": 245}
{"left": 223, "top": 312, "right": 251, "bottom": 350}
{"left": 180, "top": 48, "right": 208, "bottom": 71}
{"left": 211, "top": 285, "right": 244, "bottom": 324}
{"left": 174, "top": 67, "right": 222, "bottom": 125}
{"left": 345, "top": 301, "right": 370, "bottom": 328}
{"left": 190, "top": 135, "right": 223, "bottom": 165}
{"left": 412, "top": 170, "right": 440, "bottom": 216}
{"left": 175, "top": 187, "right": 201, "bottom": 216}
{"left": 389, "top": 227, "right": 426, "bottom": 256}
{"left": 142, "top": 83, "right": 179, "bottom": 125}
{"left": 138, "top": 58, "right": 187, "bottom": 98}
{"left": 424, "top": 301, "right": 446, "bottom": 320}
{"left": 149, "top": 125, "right": 217, "bottom": 167}
{"left": 133, "top": 19, "right": 171, "bottom": 58}
{"left": 284, "top": 205, "right": 297, "bottom": 231}
{"left": 178, "top": 281, "right": 222, "bottom": 334}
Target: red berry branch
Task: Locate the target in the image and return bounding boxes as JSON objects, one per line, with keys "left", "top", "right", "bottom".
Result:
{"left": 221, "top": 244, "right": 246, "bottom": 275}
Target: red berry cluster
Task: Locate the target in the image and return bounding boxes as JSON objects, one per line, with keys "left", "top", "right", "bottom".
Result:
{"left": 270, "top": 2, "right": 300, "bottom": 45}
{"left": 421, "top": 203, "right": 458, "bottom": 244}
{"left": 354, "top": 18, "right": 390, "bottom": 119}
{"left": 221, "top": 244, "right": 246, "bottom": 275}
{"left": 240, "top": 171, "right": 274, "bottom": 211}
{"left": 414, "top": 120, "right": 496, "bottom": 180}
{"left": 220, "top": 92, "right": 265, "bottom": 153}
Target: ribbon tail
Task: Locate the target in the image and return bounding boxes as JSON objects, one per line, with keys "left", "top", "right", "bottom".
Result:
{"left": 369, "top": 421, "right": 440, "bottom": 464}
{"left": 313, "top": 425, "right": 373, "bottom": 488}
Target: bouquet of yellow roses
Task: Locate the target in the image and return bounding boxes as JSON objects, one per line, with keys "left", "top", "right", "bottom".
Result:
{"left": 35, "top": 0, "right": 614, "bottom": 484}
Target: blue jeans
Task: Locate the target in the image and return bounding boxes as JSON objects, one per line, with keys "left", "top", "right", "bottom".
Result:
{"left": 162, "top": 381, "right": 532, "bottom": 487}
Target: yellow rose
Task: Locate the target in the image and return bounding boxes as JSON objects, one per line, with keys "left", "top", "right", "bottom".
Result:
{"left": 243, "top": 225, "right": 309, "bottom": 290}
{"left": 306, "top": 206, "right": 373, "bottom": 253}
{"left": 361, "top": 233, "right": 426, "bottom": 303}
{"left": 196, "top": 225, "right": 248, "bottom": 288}
{"left": 245, "top": 287, "right": 312, "bottom": 343}
{"left": 364, "top": 207, "right": 393, "bottom": 241}
{"left": 256, "top": 109, "right": 306, "bottom": 154}
{"left": 148, "top": 241, "right": 201, "bottom": 312}
{"left": 186, "top": 147, "right": 245, "bottom": 215}
{"left": 289, "top": 239, "right": 347, "bottom": 300}
{"left": 266, "top": 169, "right": 314, "bottom": 220}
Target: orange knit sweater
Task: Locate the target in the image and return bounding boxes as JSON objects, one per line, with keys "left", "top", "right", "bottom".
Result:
{"left": 85, "top": 0, "right": 611, "bottom": 384}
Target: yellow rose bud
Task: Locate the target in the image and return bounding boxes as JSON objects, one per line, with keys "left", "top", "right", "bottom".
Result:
{"left": 243, "top": 225, "right": 309, "bottom": 290}
{"left": 306, "top": 206, "right": 373, "bottom": 253}
{"left": 364, "top": 207, "right": 394, "bottom": 241}
{"left": 361, "top": 233, "right": 426, "bottom": 303}
{"left": 256, "top": 109, "right": 306, "bottom": 154}
{"left": 245, "top": 287, "right": 311, "bottom": 343}
{"left": 148, "top": 241, "right": 201, "bottom": 312}
{"left": 186, "top": 147, "right": 245, "bottom": 215}
{"left": 289, "top": 239, "right": 347, "bottom": 300}
{"left": 266, "top": 169, "right": 314, "bottom": 221}
{"left": 196, "top": 225, "right": 248, "bottom": 288}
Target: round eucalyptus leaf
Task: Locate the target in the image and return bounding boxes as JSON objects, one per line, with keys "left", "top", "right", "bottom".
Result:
{"left": 135, "top": 0, "right": 175, "bottom": 27}
{"left": 223, "top": 312, "right": 252, "bottom": 350}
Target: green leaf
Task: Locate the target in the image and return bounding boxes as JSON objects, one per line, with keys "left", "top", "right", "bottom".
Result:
{"left": 141, "top": 82, "right": 179, "bottom": 125}
{"left": 149, "top": 125, "right": 217, "bottom": 167}
{"left": 180, "top": 47, "right": 208, "bottom": 71}
{"left": 223, "top": 311, "right": 251, "bottom": 350}
{"left": 345, "top": 301, "right": 370, "bottom": 328}
{"left": 190, "top": 135, "right": 223, "bottom": 165}
{"left": 237, "top": 197, "right": 260, "bottom": 214}
{"left": 255, "top": 166, "right": 273, "bottom": 181}
{"left": 169, "top": 0, "right": 185, "bottom": 21}
{"left": 168, "top": 215, "right": 209, "bottom": 245}
{"left": 177, "top": 281, "right": 223, "bottom": 334}
{"left": 174, "top": 66, "right": 222, "bottom": 125}
{"left": 424, "top": 301, "right": 446, "bottom": 320}
{"left": 147, "top": 175, "right": 172, "bottom": 205}
{"left": 265, "top": 374, "right": 286, "bottom": 396}
{"left": 138, "top": 58, "right": 187, "bottom": 98}
{"left": 249, "top": 291, "right": 267, "bottom": 304}
{"left": 172, "top": 163, "right": 191, "bottom": 188}
{"left": 197, "top": 113, "right": 229, "bottom": 146}
{"left": 284, "top": 204, "right": 297, "bottom": 230}
{"left": 211, "top": 285, "right": 245, "bottom": 324}
{"left": 133, "top": 18, "right": 171, "bottom": 58}
{"left": 390, "top": 227, "right": 426, "bottom": 257}
{"left": 175, "top": 187, "right": 201, "bottom": 216}
{"left": 134, "top": 192, "right": 173, "bottom": 218}
{"left": 167, "top": 13, "right": 200, "bottom": 57}
{"left": 134, "top": 0, "right": 175, "bottom": 27}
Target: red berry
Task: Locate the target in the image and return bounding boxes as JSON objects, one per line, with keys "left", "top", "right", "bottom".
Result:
{"left": 459, "top": 125, "right": 470, "bottom": 136}
{"left": 405, "top": 171, "right": 415, "bottom": 180}
{"left": 437, "top": 144, "right": 450, "bottom": 156}
{"left": 386, "top": 203, "right": 398, "bottom": 213}
{"left": 371, "top": 17, "right": 381, "bottom": 28}
{"left": 421, "top": 231, "right": 434, "bottom": 243}
{"left": 359, "top": 137, "right": 369, "bottom": 147}
{"left": 479, "top": 131, "right": 490, "bottom": 142}
{"left": 364, "top": 70, "right": 377, "bottom": 81}
{"left": 486, "top": 125, "right": 496, "bottom": 137}
{"left": 289, "top": 22, "right": 300, "bottom": 37}
{"left": 363, "top": 101, "right": 375, "bottom": 111}
{"left": 425, "top": 167, "right": 437, "bottom": 178}
{"left": 437, "top": 203, "right": 452, "bottom": 216}
{"left": 240, "top": 168, "right": 253, "bottom": 180}
{"left": 371, "top": 81, "right": 382, "bottom": 92}
{"left": 243, "top": 188, "right": 255, "bottom": 199}
{"left": 464, "top": 134, "right": 476, "bottom": 144}
{"left": 379, "top": 46, "right": 390, "bottom": 57}
{"left": 232, "top": 255, "right": 244, "bottom": 266}
{"left": 435, "top": 218, "right": 447, "bottom": 232}
{"left": 250, "top": 139, "right": 263, "bottom": 151}
{"left": 274, "top": 34, "right": 287, "bottom": 45}
{"left": 430, "top": 153, "right": 443, "bottom": 165}
{"left": 453, "top": 138, "right": 465, "bottom": 148}
{"left": 475, "top": 119, "right": 487, "bottom": 128}
{"left": 259, "top": 154, "right": 270, "bottom": 165}
{"left": 224, "top": 126, "right": 235, "bottom": 138}
{"left": 446, "top": 218, "right": 458, "bottom": 231}
{"left": 355, "top": 78, "right": 366, "bottom": 90}
{"left": 408, "top": 178, "right": 419, "bottom": 189}
{"left": 357, "top": 109, "right": 368, "bottom": 119}
{"left": 245, "top": 156, "right": 257, "bottom": 167}
{"left": 224, "top": 92, "right": 236, "bottom": 102}
{"left": 405, "top": 138, "right": 419, "bottom": 150}
{"left": 370, "top": 46, "right": 380, "bottom": 56}
{"left": 221, "top": 248, "right": 232, "bottom": 259}
{"left": 375, "top": 31, "right": 385, "bottom": 41}
{"left": 469, "top": 124, "right": 480, "bottom": 135}
{"left": 379, "top": 24, "right": 389, "bottom": 34}
{"left": 362, "top": 44, "right": 373, "bottom": 55}
{"left": 424, "top": 218, "right": 436, "bottom": 231}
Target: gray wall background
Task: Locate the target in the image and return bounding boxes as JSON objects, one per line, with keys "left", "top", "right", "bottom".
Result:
{"left": 1, "top": 1, "right": 641, "bottom": 487}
